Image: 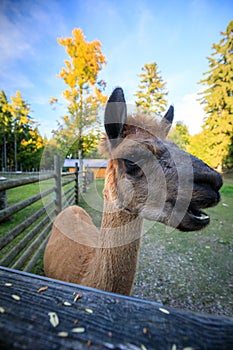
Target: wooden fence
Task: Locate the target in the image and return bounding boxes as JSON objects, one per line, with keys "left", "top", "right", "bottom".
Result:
{"left": 1, "top": 266, "right": 233, "bottom": 350}
{"left": 0, "top": 156, "right": 93, "bottom": 273}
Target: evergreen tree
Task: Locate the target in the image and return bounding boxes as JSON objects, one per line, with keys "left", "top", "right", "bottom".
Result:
{"left": 7, "top": 91, "right": 31, "bottom": 171}
{"left": 1, "top": 90, "right": 45, "bottom": 171}
{"left": 168, "top": 122, "right": 190, "bottom": 151}
{"left": 199, "top": 20, "right": 233, "bottom": 171}
{"left": 187, "top": 132, "right": 210, "bottom": 165}
{"left": 135, "top": 62, "right": 168, "bottom": 116}
{"left": 0, "top": 91, "right": 12, "bottom": 170}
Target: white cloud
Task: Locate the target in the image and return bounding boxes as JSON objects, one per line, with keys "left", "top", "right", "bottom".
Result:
{"left": 0, "top": 12, "right": 33, "bottom": 68}
{"left": 0, "top": 69, "right": 34, "bottom": 92}
{"left": 174, "top": 92, "right": 205, "bottom": 135}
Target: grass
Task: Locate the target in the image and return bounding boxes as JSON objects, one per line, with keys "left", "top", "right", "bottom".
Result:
{"left": 137, "top": 174, "right": 233, "bottom": 317}
{"left": 1, "top": 173, "right": 232, "bottom": 316}
{"left": 80, "top": 176, "right": 233, "bottom": 317}
{"left": 0, "top": 177, "right": 72, "bottom": 273}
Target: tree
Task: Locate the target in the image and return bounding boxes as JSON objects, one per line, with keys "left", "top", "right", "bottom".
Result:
{"left": 1, "top": 90, "right": 45, "bottom": 171}
{"left": 0, "top": 91, "right": 12, "bottom": 171}
{"left": 135, "top": 62, "right": 168, "bottom": 116}
{"left": 18, "top": 125, "right": 44, "bottom": 171}
{"left": 40, "top": 137, "right": 60, "bottom": 170}
{"left": 168, "top": 122, "right": 190, "bottom": 151}
{"left": 7, "top": 91, "right": 31, "bottom": 171}
{"left": 52, "top": 28, "right": 107, "bottom": 163}
{"left": 187, "top": 132, "right": 210, "bottom": 165}
{"left": 198, "top": 20, "right": 233, "bottom": 171}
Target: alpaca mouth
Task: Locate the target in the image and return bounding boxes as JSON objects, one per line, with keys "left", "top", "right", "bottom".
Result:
{"left": 187, "top": 207, "right": 210, "bottom": 224}
{"left": 177, "top": 206, "right": 211, "bottom": 231}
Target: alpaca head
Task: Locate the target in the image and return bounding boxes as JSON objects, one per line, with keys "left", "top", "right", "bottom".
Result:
{"left": 102, "top": 87, "right": 222, "bottom": 231}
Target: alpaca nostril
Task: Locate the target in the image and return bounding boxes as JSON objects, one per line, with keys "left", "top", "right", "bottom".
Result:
{"left": 191, "top": 155, "right": 223, "bottom": 192}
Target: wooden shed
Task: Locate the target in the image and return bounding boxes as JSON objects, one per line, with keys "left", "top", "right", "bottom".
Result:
{"left": 63, "top": 159, "right": 108, "bottom": 179}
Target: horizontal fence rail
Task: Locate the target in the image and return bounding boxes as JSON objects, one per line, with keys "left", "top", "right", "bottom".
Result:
{"left": 0, "top": 156, "right": 94, "bottom": 273}
{"left": 1, "top": 267, "right": 233, "bottom": 350}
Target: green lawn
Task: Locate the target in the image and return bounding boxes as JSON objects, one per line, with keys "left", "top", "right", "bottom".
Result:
{"left": 0, "top": 177, "right": 72, "bottom": 272}
{"left": 1, "top": 173, "right": 232, "bottom": 317}
{"left": 80, "top": 175, "right": 233, "bottom": 317}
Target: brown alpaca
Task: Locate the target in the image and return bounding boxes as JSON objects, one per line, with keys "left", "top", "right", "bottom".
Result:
{"left": 44, "top": 87, "right": 222, "bottom": 295}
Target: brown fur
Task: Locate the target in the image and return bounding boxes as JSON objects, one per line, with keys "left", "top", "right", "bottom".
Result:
{"left": 44, "top": 104, "right": 222, "bottom": 295}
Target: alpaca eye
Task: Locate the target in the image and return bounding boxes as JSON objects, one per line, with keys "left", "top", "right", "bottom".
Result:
{"left": 124, "top": 159, "right": 142, "bottom": 176}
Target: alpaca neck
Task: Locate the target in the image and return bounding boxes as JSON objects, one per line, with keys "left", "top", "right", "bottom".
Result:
{"left": 90, "top": 200, "right": 143, "bottom": 295}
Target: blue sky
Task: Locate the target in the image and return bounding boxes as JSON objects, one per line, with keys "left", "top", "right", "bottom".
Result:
{"left": 0, "top": 0, "right": 232, "bottom": 137}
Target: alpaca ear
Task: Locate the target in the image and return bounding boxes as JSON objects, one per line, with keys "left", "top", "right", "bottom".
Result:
{"left": 160, "top": 105, "right": 174, "bottom": 137}
{"left": 104, "top": 87, "right": 127, "bottom": 146}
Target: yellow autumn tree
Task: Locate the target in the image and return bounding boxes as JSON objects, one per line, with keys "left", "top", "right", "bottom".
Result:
{"left": 3, "top": 90, "right": 44, "bottom": 171}
{"left": 52, "top": 28, "right": 107, "bottom": 160}
{"left": 7, "top": 91, "right": 31, "bottom": 171}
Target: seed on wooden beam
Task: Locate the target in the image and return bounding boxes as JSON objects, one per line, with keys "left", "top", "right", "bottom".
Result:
{"left": 48, "top": 312, "right": 59, "bottom": 327}
{"left": 5, "top": 283, "right": 13, "bottom": 287}
{"left": 58, "top": 331, "right": 68, "bottom": 337}
{"left": 159, "top": 307, "right": 170, "bottom": 315}
{"left": 85, "top": 308, "right": 93, "bottom": 314}
{"left": 63, "top": 301, "right": 72, "bottom": 306}
{"left": 72, "top": 327, "right": 85, "bottom": 333}
{"left": 73, "top": 292, "right": 82, "bottom": 302}
{"left": 37, "top": 286, "right": 48, "bottom": 293}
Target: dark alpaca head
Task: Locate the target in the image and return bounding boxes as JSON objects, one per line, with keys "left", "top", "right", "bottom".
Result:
{"left": 102, "top": 87, "right": 222, "bottom": 231}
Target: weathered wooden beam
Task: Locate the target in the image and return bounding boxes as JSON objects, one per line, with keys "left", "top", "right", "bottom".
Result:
{"left": 0, "top": 212, "right": 54, "bottom": 267}
{"left": 11, "top": 219, "right": 54, "bottom": 270}
{"left": 0, "top": 201, "right": 54, "bottom": 250}
{"left": 65, "top": 192, "right": 75, "bottom": 205}
{"left": 0, "top": 187, "right": 54, "bottom": 223}
{"left": 0, "top": 173, "right": 54, "bottom": 191}
{"left": 0, "top": 267, "right": 232, "bottom": 350}
{"left": 63, "top": 184, "right": 75, "bottom": 197}
{"left": 62, "top": 177, "right": 75, "bottom": 187}
{"left": 23, "top": 236, "right": 50, "bottom": 272}
{"left": 54, "top": 156, "right": 62, "bottom": 214}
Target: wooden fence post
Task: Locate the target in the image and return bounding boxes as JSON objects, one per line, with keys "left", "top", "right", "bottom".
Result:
{"left": 0, "top": 177, "right": 7, "bottom": 210}
{"left": 75, "top": 162, "right": 79, "bottom": 205}
{"left": 54, "top": 156, "right": 62, "bottom": 214}
{"left": 82, "top": 171, "right": 87, "bottom": 193}
{"left": 0, "top": 177, "right": 9, "bottom": 222}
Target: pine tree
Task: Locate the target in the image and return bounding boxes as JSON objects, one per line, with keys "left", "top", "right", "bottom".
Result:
{"left": 7, "top": 91, "right": 31, "bottom": 171}
{"left": 3, "top": 91, "right": 44, "bottom": 171}
{"left": 168, "top": 122, "right": 190, "bottom": 151}
{"left": 199, "top": 20, "right": 233, "bottom": 171}
{"left": 0, "top": 91, "right": 13, "bottom": 170}
{"left": 135, "top": 62, "right": 168, "bottom": 116}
